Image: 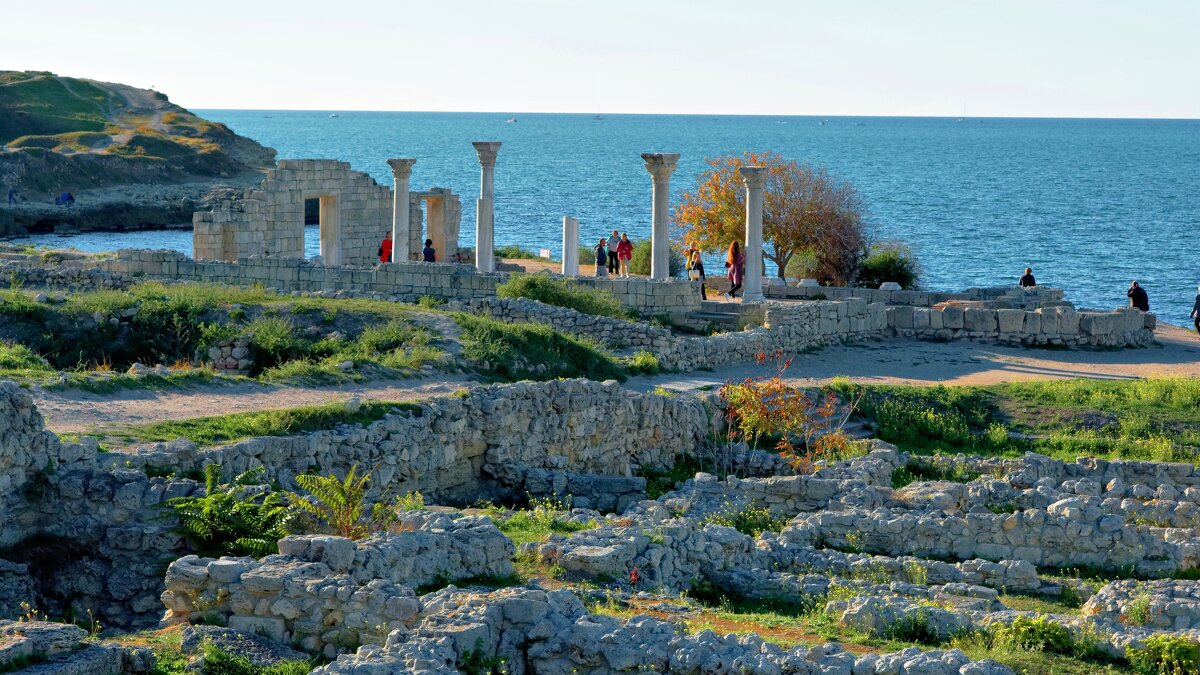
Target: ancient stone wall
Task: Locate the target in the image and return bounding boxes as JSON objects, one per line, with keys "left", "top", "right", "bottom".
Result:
{"left": 709, "top": 278, "right": 1068, "bottom": 308}
{"left": 162, "top": 515, "right": 515, "bottom": 656}
{"left": 193, "top": 160, "right": 392, "bottom": 266}
{"left": 887, "top": 304, "right": 1155, "bottom": 347}
{"left": 99, "top": 249, "right": 703, "bottom": 317}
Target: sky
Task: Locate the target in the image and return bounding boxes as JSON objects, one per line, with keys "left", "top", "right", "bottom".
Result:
{"left": 5, "top": 0, "right": 1197, "bottom": 118}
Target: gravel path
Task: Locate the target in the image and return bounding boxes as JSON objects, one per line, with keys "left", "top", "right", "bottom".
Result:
{"left": 35, "top": 375, "right": 477, "bottom": 434}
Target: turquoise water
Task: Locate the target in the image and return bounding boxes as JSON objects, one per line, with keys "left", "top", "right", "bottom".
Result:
{"left": 25, "top": 112, "right": 1200, "bottom": 324}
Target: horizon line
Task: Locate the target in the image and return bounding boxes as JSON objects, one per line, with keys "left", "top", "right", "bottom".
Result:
{"left": 188, "top": 107, "right": 1200, "bottom": 122}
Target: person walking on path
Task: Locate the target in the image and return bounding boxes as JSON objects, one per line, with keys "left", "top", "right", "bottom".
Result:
{"left": 1128, "top": 280, "right": 1150, "bottom": 312}
{"left": 422, "top": 238, "right": 436, "bottom": 262}
{"left": 607, "top": 230, "right": 620, "bottom": 274}
{"left": 378, "top": 232, "right": 393, "bottom": 263}
{"left": 1019, "top": 267, "right": 1036, "bottom": 287}
{"left": 725, "top": 240, "right": 745, "bottom": 300}
{"left": 6, "top": 188, "right": 16, "bottom": 206}
{"left": 616, "top": 232, "right": 633, "bottom": 278}
{"left": 1191, "top": 286, "right": 1200, "bottom": 337}
{"left": 593, "top": 238, "right": 609, "bottom": 277}
{"left": 685, "top": 246, "right": 707, "bottom": 300}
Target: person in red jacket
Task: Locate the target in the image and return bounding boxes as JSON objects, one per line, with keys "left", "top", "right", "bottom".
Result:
{"left": 378, "top": 232, "right": 393, "bottom": 263}
{"left": 616, "top": 232, "right": 633, "bottom": 278}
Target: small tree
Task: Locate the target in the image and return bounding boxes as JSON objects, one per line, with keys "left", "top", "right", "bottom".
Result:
{"left": 674, "top": 152, "right": 869, "bottom": 285}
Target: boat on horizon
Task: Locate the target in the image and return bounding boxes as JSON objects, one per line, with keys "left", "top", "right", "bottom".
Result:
{"left": 505, "top": 117, "right": 517, "bottom": 123}
{"left": 329, "top": 113, "right": 339, "bottom": 118}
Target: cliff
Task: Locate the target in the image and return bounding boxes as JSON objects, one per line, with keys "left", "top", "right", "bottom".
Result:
{"left": 0, "top": 71, "right": 276, "bottom": 234}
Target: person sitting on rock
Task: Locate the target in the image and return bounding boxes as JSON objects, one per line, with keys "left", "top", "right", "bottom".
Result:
{"left": 1019, "top": 267, "right": 1036, "bottom": 288}
{"left": 422, "top": 238, "right": 436, "bottom": 263}
{"left": 378, "top": 232, "right": 393, "bottom": 263}
{"left": 1127, "top": 280, "right": 1150, "bottom": 312}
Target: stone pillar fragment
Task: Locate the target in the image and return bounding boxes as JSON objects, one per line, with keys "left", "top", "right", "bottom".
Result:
{"left": 561, "top": 216, "right": 580, "bottom": 276}
{"left": 739, "top": 166, "right": 767, "bottom": 303}
{"left": 641, "top": 153, "right": 680, "bottom": 280}
{"left": 386, "top": 158, "right": 416, "bottom": 263}
{"left": 472, "top": 142, "right": 502, "bottom": 272}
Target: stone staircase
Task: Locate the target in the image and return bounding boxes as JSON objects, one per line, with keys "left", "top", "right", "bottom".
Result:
{"left": 686, "top": 300, "right": 743, "bottom": 332}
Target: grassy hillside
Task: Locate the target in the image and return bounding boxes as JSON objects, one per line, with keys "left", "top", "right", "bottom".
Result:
{"left": 0, "top": 71, "right": 275, "bottom": 191}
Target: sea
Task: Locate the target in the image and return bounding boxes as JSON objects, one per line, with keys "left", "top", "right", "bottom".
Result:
{"left": 19, "top": 112, "right": 1200, "bottom": 325}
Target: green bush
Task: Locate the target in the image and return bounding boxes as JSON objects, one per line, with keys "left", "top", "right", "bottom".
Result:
{"left": 166, "top": 465, "right": 297, "bottom": 558}
{"left": 495, "top": 244, "right": 545, "bottom": 260}
{"left": 200, "top": 642, "right": 315, "bottom": 675}
{"left": 1127, "top": 634, "right": 1200, "bottom": 675}
{"left": 855, "top": 242, "right": 920, "bottom": 290}
{"left": 702, "top": 503, "right": 787, "bottom": 537}
{"left": 625, "top": 350, "right": 661, "bottom": 375}
{"left": 496, "top": 274, "right": 631, "bottom": 320}
{"left": 629, "top": 239, "right": 685, "bottom": 278}
{"left": 783, "top": 248, "right": 820, "bottom": 282}
{"left": 0, "top": 343, "right": 51, "bottom": 371}
{"left": 246, "top": 316, "right": 304, "bottom": 372}
{"left": 455, "top": 313, "right": 625, "bottom": 382}
{"left": 990, "top": 615, "right": 1075, "bottom": 655}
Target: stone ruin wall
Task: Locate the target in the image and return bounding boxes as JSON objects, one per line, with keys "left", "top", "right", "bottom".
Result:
{"left": 193, "top": 159, "right": 392, "bottom": 266}
{"left": 98, "top": 248, "right": 705, "bottom": 318}
{"left": 0, "top": 379, "right": 708, "bottom": 628}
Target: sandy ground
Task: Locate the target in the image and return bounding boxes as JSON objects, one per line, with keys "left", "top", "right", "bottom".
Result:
{"left": 35, "top": 375, "right": 475, "bottom": 435}
{"left": 629, "top": 323, "right": 1200, "bottom": 393}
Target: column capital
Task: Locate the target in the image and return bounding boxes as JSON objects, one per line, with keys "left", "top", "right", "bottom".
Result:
{"left": 472, "top": 141, "right": 502, "bottom": 166}
{"left": 641, "top": 152, "right": 680, "bottom": 181}
{"left": 739, "top": 166, "right": 768, "bottom": 190}
{"left": 386, "top": 158, "right": 416, "bottom": 179}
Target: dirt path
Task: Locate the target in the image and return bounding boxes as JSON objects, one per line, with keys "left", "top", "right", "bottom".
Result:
{"left": 35, "top": 375, "right": 477, "bottom": 434}
{"left": 629, "top": 324, "right": 1200, "bottom": 392}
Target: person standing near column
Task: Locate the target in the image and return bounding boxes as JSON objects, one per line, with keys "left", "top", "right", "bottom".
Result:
{"left": 725, "top": 240, "right": 745, "bottom": 300}
{"left": 617, "top": 232, "right": 633, "bottom": 277}
{"left": 378, "top": 231, "right": 393, "bottom": 263}
{"left": 593, "top": 238, "right": 609, "bottom": 277}
{"left": 607, "top": 229, "right": 620, "bottom": 274}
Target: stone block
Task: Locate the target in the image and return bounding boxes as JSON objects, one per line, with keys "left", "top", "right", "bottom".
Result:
{"left": 996, "top": 309, "right": 1024, "bottom": 334}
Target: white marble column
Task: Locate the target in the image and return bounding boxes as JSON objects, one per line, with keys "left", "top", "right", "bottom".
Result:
{"left": 561, "top": 216, "right": 580, "bottom": 276}
{"left": 641, "top": 153, "right": 680, "bottom": 280}
{"left": 472, "top": 142, "right": 502, "bottom": 272}
{"left": 739, "top": 166, "right": 767, "bottom": 303}
{"left": 386, "top": 158, "right": 416, "bottom": 263}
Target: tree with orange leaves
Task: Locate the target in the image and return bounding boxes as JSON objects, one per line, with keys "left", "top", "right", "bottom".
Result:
{"left": 673, "top": 152, "right": 869, "bottom": 285}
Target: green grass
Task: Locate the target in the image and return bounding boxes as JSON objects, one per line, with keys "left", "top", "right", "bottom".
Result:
{"left": 481, "top": 497, "right": 598, "bottom": 546}
{"left": 496, "top": 273, "right": 633, "bottom": 320}
{"left": 0, "top": 282, "right": 444, "bottom": 389}
{"left": 80, "top": 400, "right": 420, "bottom": 450}
{"left": 454, "top": 313, "right": 626, "bottom": 382}
{"left": 834, "top": 378, "right": 1200, "bottom": 464}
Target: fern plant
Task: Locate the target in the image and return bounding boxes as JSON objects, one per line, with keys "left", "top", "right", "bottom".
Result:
{"left": 166, "top": 464, "right": 297, "bottom": 558}
{"left": 290, "top": 464, "right": 400, "bottom": 539}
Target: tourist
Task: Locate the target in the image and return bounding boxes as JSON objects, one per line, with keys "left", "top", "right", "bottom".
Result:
{"left": 593, "top": 238, "right": 608, "bottom": 277}
{"left": 451, "top": 251, "right": 463, "bottom": 264}
{"left": 378, "top": 232, "right": 393, "bottom": 263}
{"left": 685, "top": 246, "right": 707, "bottom": 300}
{"left": 1192, "top": 286, "right": 1200, "bottom": 337}
{"left": 1127, "top": 280, "right": 1149, "bottom": 312}
{"left": 1019, "top": 267, "right": 1036, "bottom": 287}
{"left": 725, "top": 240, "right": 745, "bottom": 300}
{"left": 607, "top": 229, "right": 620, "bottom": 274}
{"left": 616, "top": 232, "right": 633, "bottom": 277}
{"left": 6, "top": 188, "right": 15, "bottom": 206}
{"left": 423, "top": 238, "right": 436, "bottom": 262}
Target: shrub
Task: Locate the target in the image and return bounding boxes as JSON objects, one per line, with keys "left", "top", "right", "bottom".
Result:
{"left": 855, "top": 242, "right": 920, "bottom": 290}
{"left": 629, "top": 239, "right": 684, "bottom": 278}
{"left": 1127, "top": 634, "right": 1200, "bottom": 675}
{"left": 246, "top": 316, "right": 303, "bottom": 372}
{"left": 0, "top": 343, "right": 51, "bottom": 371}
{"left": 166, "top": 465, "right": 297, "bottom": 558}
{"left": 454, "top": 313, "right": 625, "bottom": 382}
{"left": 990, "top": 615, "right": 1075, "bottom": 654}
{"left": 702, "top": 503, "right": 787, "bottom": 537}
{"left": 494, "top": 244, "right": 544, "bottom": 260}
{"left": 625, "top": 350, "right": 661, "bottom": 375}
{"left": 291, "top": 464, "right": 397, "bottom": 540}
{"left": 496, "top": 274, "right": 630, "bottom": 320}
